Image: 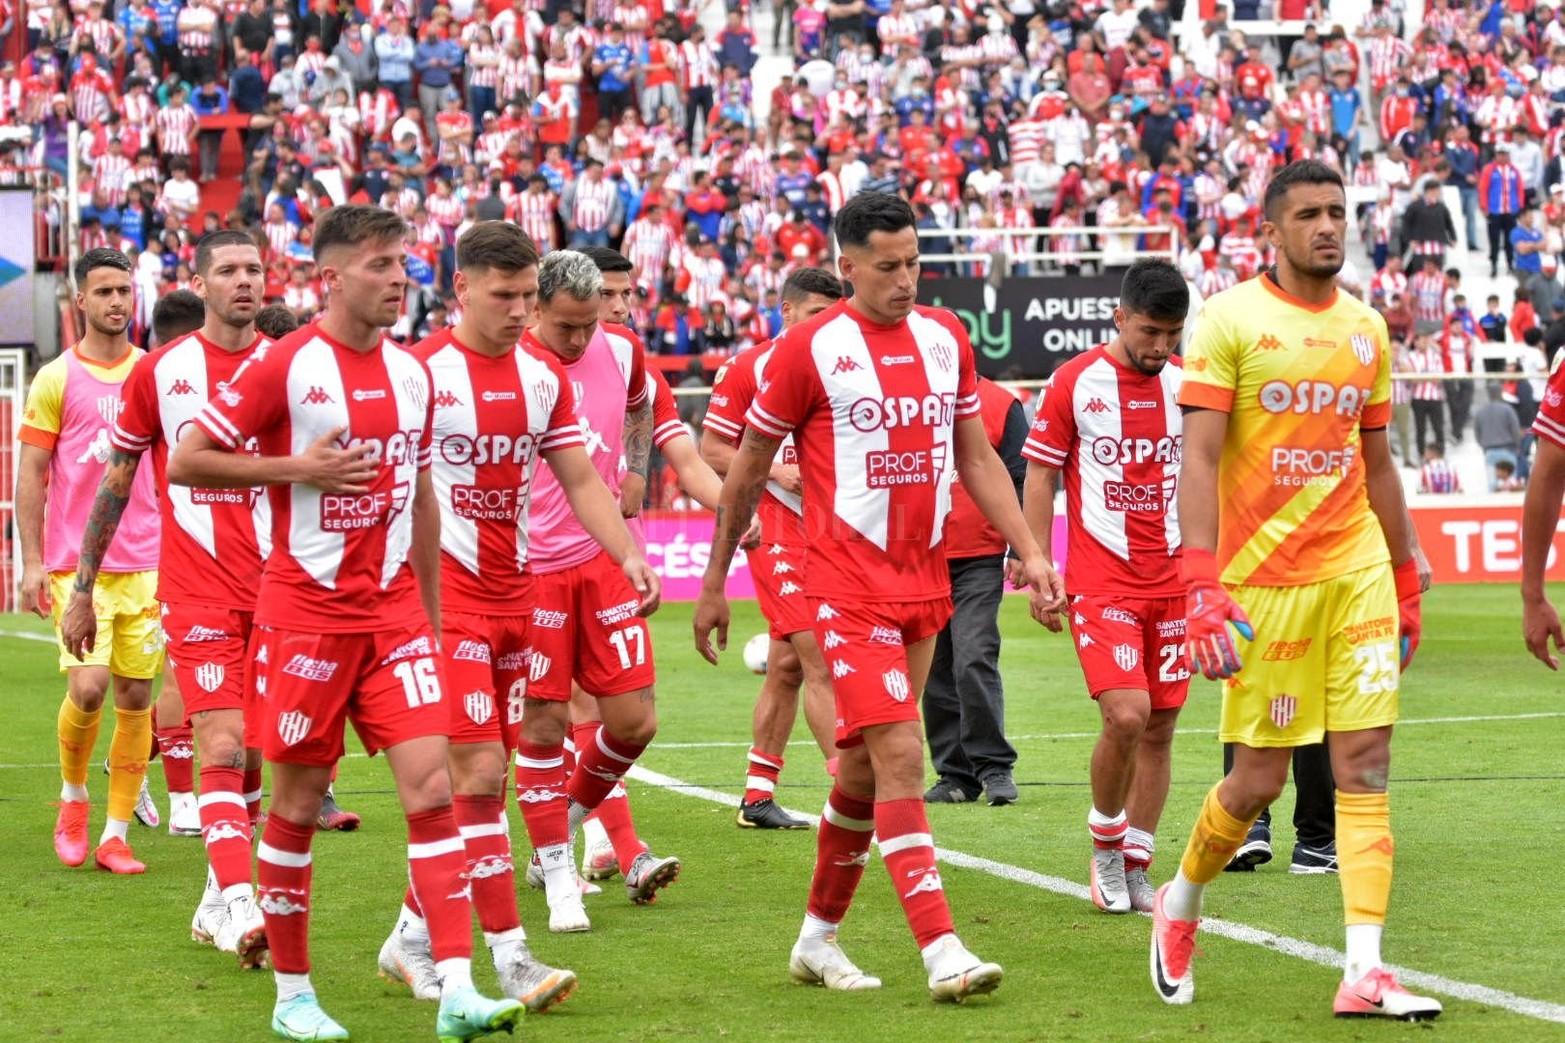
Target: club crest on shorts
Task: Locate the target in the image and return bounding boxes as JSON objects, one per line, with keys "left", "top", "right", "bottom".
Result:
{"left": 529, "top": 653, "right": 552, "bottom": 683}
{"left": 882, "top": 668, "right": 911, "bottom": 703}
{"left": 277, "top": 710, "right": 312, "bottom": 747}
{"left": 1113, "top": 643, "right": 1139, "bottom": 671}
{"left": 194, "top": 662, "right": 225, "bottom": 693}
{"left": 1269, "top": 694, "right": 1297, "bottom": 729}
{"left": 1350, "top": 334, "right": 1377, "bottom": 367}
{"left": 464, "top": 690, "right": 494, "bottom": 725}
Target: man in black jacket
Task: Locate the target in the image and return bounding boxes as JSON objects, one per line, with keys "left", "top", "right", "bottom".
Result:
{"left": 1401, "top": 178, "right": 1457, "bottom": 272}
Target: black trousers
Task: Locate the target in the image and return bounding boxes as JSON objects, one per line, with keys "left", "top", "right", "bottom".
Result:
{"left": 1223, "top": 740, "right": 1335, "bottom": 846}
{"left": 1411, "top": 398, "right": 1446, "bottom": 454}
{"left": 1487, "top": 212, "right": 1518, "bottom": 271}
{"left": 922, "top": 555, "right": 1016, "bottom": 793}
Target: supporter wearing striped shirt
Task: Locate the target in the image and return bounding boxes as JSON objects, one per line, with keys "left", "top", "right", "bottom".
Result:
{"left": 1417, "top": 443, "right": 1461, "bottom": 493}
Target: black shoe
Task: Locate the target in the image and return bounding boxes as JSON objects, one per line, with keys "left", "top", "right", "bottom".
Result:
{"left": 923, "top": 777, "right": 981, "bottom": 804}
{"left": 735, "top": 798, "right": 811, "bottom": 829}
{"left": 1224, "top": 821, "right": 1273, "bottom": 872}
{"left": 1289, "top": 839, "right": 1338, "bottom": 875}
{"left": 981, "top": 771, "right": 1018, "bottom": 806}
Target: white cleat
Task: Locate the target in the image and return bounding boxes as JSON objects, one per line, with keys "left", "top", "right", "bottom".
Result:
{"left": 1334, "top": 968, "right": 1443, "bottom": 1021}
{"left": 528, "top": 851, "right": 602, "bottom": 896}
{"left": 789, "top": 935, "right": 882, "bottom": 991}
{"left": 582, "top": 837, "right": 619, "bottom": 881}
{"left": 1090, "top": 847, "right": 1132, "bottom": 914}
{"left": 219, "top": 893, "right": 269, "bottom": 970}
{"left": 1125, "top": 867, "right": 1156, "bottom": 914}
{"left": 548, "top": 892, "right": 592, "bottom": 934}
{"left": 132, "top": 776, "right": 160, "bottom": 829}
{"left": 497, "top": 945, "right": 578, "bottom": 1012}
{"left": 1149, "top": 882, "right": 1198, "bottom": 1006}
{"left": 191, "top": 894, "right": 229, "bottom": 948}
{"left": 623, "top": 851, "right": 680, "bottom": 905}
{"left": 167, "top": 792, "right": 202, "bottom": 836}
{"left": 925, "top": 936, "right": 1003, "bottom": 1004}
{"left": 377, "top": 926, "right": 441, "bottom": 1000}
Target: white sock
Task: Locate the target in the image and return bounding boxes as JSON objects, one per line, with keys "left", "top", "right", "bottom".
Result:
{"left": 221, "top": 883, "right": 254, "bottom": 906}
{"left": 539, "top": 843, "right": 575, "bottom": 902}
{"left": 798, "top": 912, "right": 837, "bottom": 943}
{"left": 398, "top": 903, "right": 430, "bottom": 943}
{"left": 919, "top": 933, "right": 959, "bottom": 972}
{"left": 1088, "top": 806, "right": 1128, "bottom": 846}
{"left": 581, "top": 814, "right": 610, "bottom": 848}
{"left": 61, "top": 781, "right": 89, "bottom": 802}
{"left": 1162, "top": 868, "right": 1204, "bottom": 921}
{"left": 274, "top": 971, "right": 313, "bottom": 1002}
{"left": 436, "top": 957, "right": 474, "bottom": 998}
{"left": 1344, "top": 924, "right": 1384, "bottom": 984}
{"left": 100, "top": 818, "right": 129, "bottom": 845}
{"left": 1124, "top": 826, "right": 1155, "bottom": 865}
{"left": 486, "top": 927, "right": 525, "bottom": 968}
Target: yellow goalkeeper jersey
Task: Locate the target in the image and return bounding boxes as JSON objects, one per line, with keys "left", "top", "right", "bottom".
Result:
{"left": 1178, "top": 274, "right": 1393, "bottom": 588}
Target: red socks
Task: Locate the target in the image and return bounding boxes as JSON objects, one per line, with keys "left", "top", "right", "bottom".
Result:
{"left": 566, "top": 721, "right": 646, "bottom": 810}
{"left": 805, "top": 785, "right": 874, "bottom": 925}
{"left": 405, "top": 806, "right": 473, "bottom": 963}
{"left": 453, "top": 794, "right": 519, "bottom": 935}
{"left": 257, "top": 815, "right": 314, "bottom": 974}
{"left": 514, "top": 740, "right": 568, "bottom": 850}
{"left": 198, "top": 764, "right": 253, "bottom": 890}
{"left": 157, "top": 725, "right": 194, "bottom": 793}
{"left": 743, "top": 747, "right": 784, "bottom": 805}
{"left": 875, "top": 798, "right": 954, "bottom": 949}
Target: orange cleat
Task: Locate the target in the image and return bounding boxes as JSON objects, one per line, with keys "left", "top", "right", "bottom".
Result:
{"left": 53, "top": 800, "right": 90, "bottom": 867}
{"left": 93, "top": 836, "right": 147, "bottom": 874}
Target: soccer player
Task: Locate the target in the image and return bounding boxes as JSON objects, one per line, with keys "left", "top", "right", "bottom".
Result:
{"left": 700, "top": 266, "right": 843, "bottom": 829}
{"left": 1521, "top": 352, "right": 1565, "bottom": 668}
{"left": 692, "top": 192, "right": 1065, "bottom": 1002}
{"left": 18, "top": 248, "right": 163, "bottom": 876}
{"left": 1149, "top": 160, "right": 1441, "bottom": 1021}
{"left": 1021, "top": 258, "right": 1190, "bottom": 915}
{"left": 167, "top": 205, "right": 524, "bottom": 1042}
{"left": 512, "top": 250, "right": 671, "bottom": 934}
{"left": 60, "top": 231, "right": 271, "bottom": 965}
{"left": 377, "top": 223, "right": 649, "bottom": 1009}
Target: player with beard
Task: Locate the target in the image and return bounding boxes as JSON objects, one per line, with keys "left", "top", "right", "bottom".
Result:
{"left": 20, "top": 248, "right": 163, "bottom": 877}
{"left": 1148, "top": 160, "right": 1440, "bottom": 1021}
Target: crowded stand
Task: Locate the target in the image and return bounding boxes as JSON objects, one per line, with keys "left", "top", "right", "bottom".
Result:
{"left": 4, "top": 0, "right": 1559, "bottom": 491}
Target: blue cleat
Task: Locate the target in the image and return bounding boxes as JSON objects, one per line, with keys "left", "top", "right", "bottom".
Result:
{"left": 272, "top": 994, "right": 350, "bottom": 1041}
{"left": 435, "top": 988, "right": 524, "bottom": 1042}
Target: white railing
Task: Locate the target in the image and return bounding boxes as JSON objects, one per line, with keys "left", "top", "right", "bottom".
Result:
{"left": 913, "top": 223, "right": 1179, "bottom": 267}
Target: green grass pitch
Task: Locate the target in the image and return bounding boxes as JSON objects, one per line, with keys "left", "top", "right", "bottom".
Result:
{"left": 1, "top": 585, "right": 1563, "bottom": 1041}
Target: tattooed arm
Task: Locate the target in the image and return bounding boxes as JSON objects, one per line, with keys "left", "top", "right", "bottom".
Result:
{"left": 620, "top": 398, "right": 653, "bottom": 517}
{"left": 59, "top": 447, "right": 143, "bottom": 658}
{"left": 692, "top": 426, "right": 783, "bottom": 664}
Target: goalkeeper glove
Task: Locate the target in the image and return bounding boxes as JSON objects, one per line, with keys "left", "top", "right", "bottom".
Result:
{"left": 1182, "top": 548, "right": 1254, "bottom": 680}
{"left": 1395, "top": 559, "right": 1421, "bottom": 670}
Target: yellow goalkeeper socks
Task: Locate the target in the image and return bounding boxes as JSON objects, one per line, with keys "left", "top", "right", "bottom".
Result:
{"left": 1178, "top": 784, "right": 1257, "bottom": 887}
{"left": 1336, "top": 789, "right": 1393, "bottom": 926}
{"left": 105, "top": 707, "right": 152, "bottom": 827}
{"left": 57, "top": 697, "right": 101, "bottom": 800}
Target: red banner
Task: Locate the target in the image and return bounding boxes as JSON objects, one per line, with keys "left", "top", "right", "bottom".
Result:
{"left": 1412, "top": 502, "right": 1560, "bottom": 584}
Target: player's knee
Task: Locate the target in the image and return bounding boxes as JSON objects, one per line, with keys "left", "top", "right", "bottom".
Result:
{"left": 1100, "top": 701, "right": 1150, "bottom": 742}
{"left": 521, "top": 700, "right": 569, "bottom": 746}
{"left": 607, "top": 713, "right": 657, "bottom": 747}
{"left": 202, "top": 735, "right": 245, "bottom": 770}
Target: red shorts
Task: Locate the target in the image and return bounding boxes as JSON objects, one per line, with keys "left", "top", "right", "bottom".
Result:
{"left": 1068, "top": 594, "right": 1191, "bottom": 711}
{"left": 751, "top": 540, "right": 812, "bottom": 639}
{"left": 810, "top": 595, "right": 952, "bottom": 748}
{"left": 528, "top": 550, "right": 656, "bottom": 701}
{"left": 162, "top": 603, "right": 255, "bottom": 723}
{"left": 442, "top": 608, "right": 532, "bottom": 748}
{"left": 252, "top": 622, "right": 449, "bottom": 766}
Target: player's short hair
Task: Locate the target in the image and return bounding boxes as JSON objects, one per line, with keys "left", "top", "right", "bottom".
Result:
{"left": 1119, "top": 259, "right": 1189, "bottom": 323}
{"left": 254, "top": 303, "right": 301, "bottom": 339}
{"left": 1262, "top": 159, "right": 1345, "bottom": 222}
{"left": 73, "top": 247, "right": 131, "bottom": 288}
{"left": 194, "top": 230, "right": 261, "bottom": 276}
{"left": 833, "top": 191, "right": 916, "bottom": 250}
{"left": 152, "top": 289, "right": 205, "bottom": 342}
{"left": 536, "top": 250, "right": 604, "bottom": 305}
{"left": 577, "top": 245, "right": 634, "bottom": 275}
{"left": 455, "top": 221, "right": 539, "bottom": 274}
{"left": 781, "top": 266, "right": 844, "bottom": 304}
{"left": 313, "top": 204, "right": 408, "bottom": 262}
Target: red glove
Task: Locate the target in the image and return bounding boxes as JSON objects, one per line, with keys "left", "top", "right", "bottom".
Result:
{"left": 1395, "top": 559, "right": 1421, "bottom": 670}
{"left": 1181, "top": 548, "right": 1254, "bottom": 680}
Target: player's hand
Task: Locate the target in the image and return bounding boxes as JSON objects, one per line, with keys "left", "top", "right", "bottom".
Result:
{"left": 623, "top": 553, "right": 661, "bottom": 616}
{"left": 769, "top": 463, "right": 802, "bottom": 496}
{"left": 60, "top": 590, "right": 97, "bottom": 660}
{"left": 740, "top": 514, "right": 763, "bottom": 550}
{"left": 692, "top": 586, "right": 730, "bottom": 665}
{"left": 1412, "top": 544, "right": 1433, "bottom": 593}
{"left": 1005, "top": 556, "right": 1026, "bottom": 589}
{"left": 296, "top": 426, "right": 378, "bottom": 493}
{"left": 19, "top": 564, "right": 50, "bottom": 619}
{"left": 1021, "top": 555, "right": 1066, "bottom": 632}
{"left": 1523, "top": 594, "right": 1565, "bottom": 670}
{"left": 1182, "top": 549, "right": 1254, "bottom": 680}
{"left": 620, "top": 473, "right": 646, "bottom": 518}
{"left": 1394, "top": 558, "right": 1421, "bottom": 670}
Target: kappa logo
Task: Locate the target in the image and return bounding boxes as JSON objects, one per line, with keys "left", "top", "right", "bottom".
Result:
{"left": 822, "top": 630, "right": 847, "bottom": 650}
{"left": 257, "top": 888, "right": 308, "bottom": 916}
{"left": 1350, "top": 333, "right": 1377, "bottom": 366}
{"left": 1356, "top": 836, "right": 1396, "bottom": 857}
{"left": 282, "top": 654, "right": 337, "bottom": 682}
{"left": 276, "top": 710, "right": 313, "bottom": 747}
{"left": 1078, "top": 632, "right": 1093, "bottom": 648}
{"left": 1269, "top": 694, "right": 1297, "bottom": 729}
{"left": 816, "top": 604, "right": 838, "bottom": 620}
{"left": 168, "top": 378, "right": 197, "bottom": 396}
{"left": 183, "top": 625, "right": 229, "bottom": 642}
{"left": 832, "top": 659, "right": 856, "bottom": 679}
{"left": 452, "top": 639, "right": 492, "bottom": 663}
{"left": 464, "top": 690, "right": 495, "bottom": 725}
{"left": 903, "top": 871, "right": 944, "bottom": 899}
{"left": 769, "top": 544, "right": 787, "bottom": 555}
{"left": 516, "top": 787, "right": 565, "bottom": 804}
{"left": 868, "top": 626, "right": 904, "bottom": 646}
{"left": 163, "top": 743, "right": 195, "bottom": 760}
{"left": 468, "top": 855, "right": 510, "bottom": 880}
{"left": 194, "top": 662, "right": 225, "bottom": 693}
{"left": 883, "top": 668, "right": 911, "bottom": 703}
{"left": 1084, "top": 396, "right": 1111, "bottom": 414}
{"left": 203, "top": 822, "right": 248, "bottom": 843}
{"left": 529, "top": 653, "right": 552, "bottom": 683}
{"left": 254, "top": 644, "right": 269, "bottom": 665}
{"left": 778, "top": 580, "right": 802, "bottom": 595}
{"left": 433, "top": 390, "right": 463, "bottom": 408}
{"left": 1255, "top": 333, "right": 1285, "bottom": 352}
{"left": 299, "top": 385, "right": 335, "bottom": 405}
{"left": 1074, "top": 613, "right": 1087, "bottom": 626}
{"left": 1113, "top": 643, "right": 1139, "bottom": 672}
{"left": 772, "top": 560, "right": 795, "bottom": 575}
{"left": 831, "top": 356, "right": 863, "bottom": 374}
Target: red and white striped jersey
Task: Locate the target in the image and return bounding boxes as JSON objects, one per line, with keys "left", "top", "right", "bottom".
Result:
{"left": 1022, "top": 345, "right": 1183, "bottom": 595}
{"left": 647, "top": 367, "right": 685, "bottom": 449}
{"left": 507, "top": 189, "right": 559, "bottom": 249}
{"left": 466, "top": 43, "right": 500, "bottom": 89}
{"left": 381, "top": 186, "right": 422, "bottom": 219}
{"left": 704, "top": 338, "right": 805, "bottom": 543}
{"left": 193, "top": 324, "right": 435, "bottom": 633}
{"left": 979, "top": 30, "right": 1018, "bottom": 68}
{"left": 1409, "top": 269, "right": 1446, "bottom": 324}
{"left": 93, "top": 151, "right": 130, "bottom": 207}
{"left": 113, "top": 331, "right": 273, "bottom": 609}
{"left": 263, "top": 218, "right": 298, "bottom": 258}
{"left": 1531, "top": 353, "right": 1565, "bottom": 449}
{"left": 427, "top": 192, "right": 464, "bottom": 233}
{"left": 940, "top": 42, "right": 984, "bottom": 91}
{"left": 746, "top": 301, "right": 980, "bottom": 602}
{"left": 359, "top": 89, "right": 400, "bottom": 139}
{"left": 177, "top": 4, "right": 217, "bottom": 50}
{"left": 1370, "top": 269, "right": 1407, "bottom": 303}
{"left": 412, "top": 213, "right": 445, "bottom": 247}
{"left": 744, "top": 262, "right": 785, "bottom": 300}
{"left": 499, "top": 54, "right": 534, "bottom": 103}
{"left": 1296, "top": 87, "right": 1329, "bottom": 135}
{"left": 414, "top": 328, "right": 584, "bottom": 610}
{"left": 571, "top": 176, "right": 615, "bottom": 232}
{"left": 612, "top": 2, "right": 647, "bottom": 49}
{"left": 1050, "top": 212, "right": 1083, "bottom": 265}
{"left": 1367, "top": 35, "right": 1411, "bottom": 86}
{"left": 155, "top": 104, "right": 198, "bottom": 155}
{"left": 1008, "top": 117, "right": 1045, "bottom": 166}
{"left": 283, "top": 282, "right": 321, "bottom": 316}
{"left": 1405, "top": 343, "right": 1446, "bottom": 401}
{"left": 680, "top": 39, "right": 719, "bottom": 89}
{"left": 1198, "top": 265, "right": 1237, "bottom": 298}
{"left": 82, "top": 15, "right": 122, "bottom": 57}
{"left": 622, "top": 216, "right": 673, "bottom": 284}
{"left": 679, "top": 255, "right": 726, "bottom": 311}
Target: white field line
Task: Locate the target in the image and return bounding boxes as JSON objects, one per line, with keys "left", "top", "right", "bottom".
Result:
{"left": 627, "top": 762, "right": 1565, "bottom": 1025}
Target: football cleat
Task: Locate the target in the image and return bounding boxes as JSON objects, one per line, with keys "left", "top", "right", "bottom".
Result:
{"left": 94, "top": 836, "right": 146, "bottom": 874}
{"left": 1149, "top": 883, "right": 1198, "bottom": 1005}
{"left": 1090, "top": 847, "right": 1132, "bottom": 914}
{"left": 132, "top": 776, "right": 160, "bottom": 829}
{"left": 925, "top": 936, "right": 1003, "bottom": 1003}
{"left": 222, "top": 893, "right": 269, "bottom": 970}
{"left": 434, "top": 987, "right": 523, "bottom": 1043}
{"left": 547, "top": 891, "right": 591, "bottom": 934}
{"left": 497, "top": 946, "right": 577, "bottom": 1013}
{"left": 53, "top": 800, "right": 90, "bottom": 867}
{"left": 528, "top": 851, "right": 601, "bottom": 896}
{"left": 271, "top": 993, "right": 349, "bottom": 1041}
{"left": 1225, "top": 821, "right": 1272, "bottom": 872}
{"left": 623, "top": 851, "right": 680, "bottom": 905}
{"left": 789, "top": 934, "right": 882, "bottom": 991}
{"left": 736, "top": 799, "right": 812, "bottom": 830}
{"left": 1289, "top": 840, "right": 1338, "bottom": 875}
{"left": 582, "top": 836, "right": 620, "bottom": 880}
{"left": 192, "top": 894, "right": 229, "bottom": 948}
{"left": 1333, "top": 968, "right": 1443, "bottom": 1021}
{"left": 168, "top": 792, "right": 202, "bottom": 836}
{"left": 1125, "top": 866, "right": 1157, "bottom": 914}
{"left": 317, "top": 788, "right": 360, "bottom": 832}
{"left": 377, "top": 927, "right": 441, "bottom": 1001}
